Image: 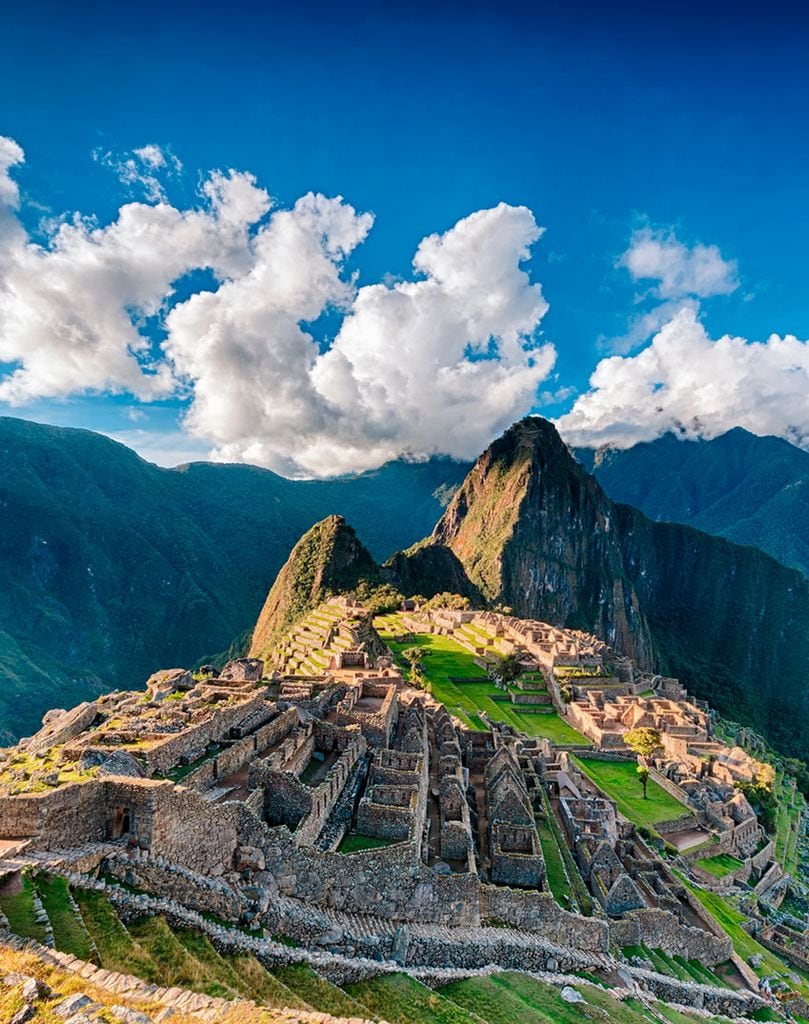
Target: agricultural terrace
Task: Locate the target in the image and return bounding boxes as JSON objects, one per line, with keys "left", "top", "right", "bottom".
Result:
{"left": 573, "top": 756, "right": 688, "bottom": 831}
{"left": 774, "top": 769, "right": 806, "bottom": 875}
{"left": 694, "top": 854, "right": 744, "bottom": 879}
{"left": 374, "top": 616, "right": 590, "bottom": 745}
{"left": 675, "top": 871, "right": 809, "bottom": 1001}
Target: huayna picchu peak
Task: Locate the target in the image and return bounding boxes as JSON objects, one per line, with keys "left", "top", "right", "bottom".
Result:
{"left": 391, "top": 417, "right": 809, "bottom": 759}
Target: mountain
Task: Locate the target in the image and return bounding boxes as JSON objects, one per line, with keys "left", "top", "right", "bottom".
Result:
{"left": 249, "top": 515, "right": 377, "bottom": 661}
{"left": 394, "top": 418, "right": 809, "bottom": 758}
{"left": 577, "top": 429, "right": 809, "bottom": 579}
{"left": 0, "top": 416, "right": 469, "bottom": 741}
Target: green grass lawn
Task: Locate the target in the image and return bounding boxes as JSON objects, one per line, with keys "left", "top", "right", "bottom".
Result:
{"left": 536, "top": 813, "right": 574, "bottom": 908}
{"left": 774, "top": 771, "right": 806, "bottom": 874}
{"left": 437, "top": 971, "right": 711, "bottom": 1024}
{"left": 35, "top": 874, "right": 95, "bottom": 960}
{"left": 675, "top": 872, "right": 809, "bottom": 1000}
{"left": 345, "top": 972, "right": 479, "bottom": 1024}
{"left": 378, "top": 626, "right": 590, "bottom": 743}
{"left": 338, "top": 833, "right": 396, "bottom": 853}
{"left": 0, "top": 873, "right": 47, "bottom": 943}
{"left": 273, "top": 963, "right": 370, "bottom": 1018}
{"left": 695, "top": 853, "right": 744, "bottom": 878}
{"left": 72, "top": 889, "right": 162, "bottom": 983}
{"left": 574, "top": 756, "right": 688, "bottom": 830}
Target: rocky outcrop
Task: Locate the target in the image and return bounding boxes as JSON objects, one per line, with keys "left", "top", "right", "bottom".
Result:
{"left": 249, "top": 516, "right": 377, "bottom": 662}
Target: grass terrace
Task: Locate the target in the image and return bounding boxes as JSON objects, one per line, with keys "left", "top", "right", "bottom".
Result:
{"left": 675, "top": 871, "right": 809, "bottom": 1000}
{"left": 695, "top": 853, "right": 744, "bottom": 878}
{"left": 338, "top": 832, "right": 396, "bottom": 854}
{"left": 376, "top": 622, "right": 590, "bottom": 743}
{"left": 573, "top": 756, "right": 688, "bottom": 831}
{"left": 774, "top": 769, "right": 806, "bottom": 874}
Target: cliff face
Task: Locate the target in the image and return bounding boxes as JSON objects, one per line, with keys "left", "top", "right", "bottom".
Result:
{"left": 397, "top": 417, "right": 809, "bottom": 756}
{"left": 431, "top": 418, "right": 655, "bottom": 666}
{"left": 249, "top": 515, "right": 376, "bottom": 661}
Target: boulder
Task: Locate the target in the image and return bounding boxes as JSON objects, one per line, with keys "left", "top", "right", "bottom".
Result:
{"left": 96, "top": 750, "right": 146, "bottom": 778}
{"left": 560, "top": 986, "right": 585, "bottom": 1004}
{"left": 235, "top": 845, "right": 266, "bottom": 872}
{"left": 219, "top": 658, "right": 264, "bottom": 683}
{"left": 53, "top": 993, "right": 96, "bottom": 1018}
{"left": 146, "top": 668, "right": 193, "bottom": 699}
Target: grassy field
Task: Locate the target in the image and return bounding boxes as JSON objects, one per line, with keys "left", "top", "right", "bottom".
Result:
{"left": 376, "top": 623, "right": 590, "bottom": 744}
{"left": 72, "top": 889, "right": 162, "bottom": 982}
{"left": 338, "top": 833, "right": 395, "bottom": 853}
{"left": 437, "top": 971, "right": 711, "bottom": 1024}
{"left": 573, "top": 756, "right": 688, "bottom": 830}
{"left": 695, "top": 853, "right": 743, "bottom": 878}
{"left": 0, "top": 873, "right": 47, "bottom": 944}
{"left": 35, "top": 874, "right": 95, "bottom": 960}
{"left": 345, "top": 971, "right": 478, "bottom": 1023}
{"left": 535, "top": 812, "right": 574, "bottom": 908}
{"left": 675, "top": 872, "right": 809, "bottom": 1001}
{"left": 774, "top": 770, "right": 806, "bottom": 874}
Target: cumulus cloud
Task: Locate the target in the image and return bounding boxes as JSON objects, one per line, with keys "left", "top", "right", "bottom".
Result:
{"left": 167, "top": 201, "right": 553, "bottom": 476}
{"left": 557, "top": 306, "right": 809, "bottom": 449}
{"left": 0, "top": 135, "right": 271, "bottom": 403}
{"left": 621, "top": 227, "right": 738, "bottom": 300}
{"left": 604, "top": 227, "right": 739, "bottom": 354}
{"left": 0, "top": 135, "right": 24, "bottom": 208}
{"left": 0, "top": 135, "right": 555, "bottom": 476}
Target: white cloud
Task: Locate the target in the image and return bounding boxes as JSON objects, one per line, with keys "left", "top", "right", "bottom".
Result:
{"left": 557, "top": 306, "right": 809, "bottom": 450}
{"left": 102, "top": 427, "right": 211, "bottom": 467}
{"left": 603, "top": 227, "right": 739, "bottom": 354}
{"left": 0, "top": 135, "right": 24, "bottom": 208}
{"left": 621, "top": 227, "right": 738, "bottom": 300}
{"left": 95, "top": 143, "right": 183, "bottom": 202}
{"left": 0, "top": 135, "right": 555, "bottom": 476}
{"left": 0, "top": 136, "right": 271, "bottom": 404}
{"left": 167, "top": 202, "right": 553, "bottom": 476}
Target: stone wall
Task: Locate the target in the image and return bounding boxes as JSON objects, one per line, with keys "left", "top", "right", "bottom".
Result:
{"left": 294, "top": 735, "right": 366, "bottom": 846}
{"left": 609, "top": 907, "right": 732, "bottom": 965}
{"left": 479, "top": 886, "right": 608, "bottom": 951}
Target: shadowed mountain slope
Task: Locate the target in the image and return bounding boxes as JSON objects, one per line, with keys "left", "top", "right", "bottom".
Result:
{"left": 577, "top": 428, "right": 809, "bottom": 579}
{"left": 0, "top": 417, "right": 468, "bottom": 740}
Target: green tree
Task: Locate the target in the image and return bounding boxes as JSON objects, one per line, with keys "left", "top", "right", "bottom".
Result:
{"left": 624, "top": 727, "right": 663, "bottom": 800}
{"left": 423, "top": 592, "right": 471, "bottom": 610}
{"left": 491, "top": 653, "right": 522, "bottom": 690}
{"left": 636, "top": 765, "right": 651, "bottom": 800}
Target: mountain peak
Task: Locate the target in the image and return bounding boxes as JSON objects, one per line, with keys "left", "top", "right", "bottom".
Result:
{"left": 249, "top": 515, "right": 377, "bottom": 661}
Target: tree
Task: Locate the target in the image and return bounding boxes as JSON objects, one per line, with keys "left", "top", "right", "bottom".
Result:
{"left": 401, "top": 645, "right": 429, "bottom": 687}
{"left": 491, "top": 653, "right": 522, "bottom": 690}
{"left": 624, "top": 727, "right": 662, "bottom": 800}
{"left": 401, "top": 645, "right": 429, "bottom": 669}
{"left": 636, "top": 765, "right": 651, "bottom": 800}
{"left": 423, "top": 592, "right": 471, "bottom": 611}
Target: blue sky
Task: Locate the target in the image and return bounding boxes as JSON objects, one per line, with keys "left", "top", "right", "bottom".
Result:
{"left": 1, "top": 1, "right": 809, "bottom": 472}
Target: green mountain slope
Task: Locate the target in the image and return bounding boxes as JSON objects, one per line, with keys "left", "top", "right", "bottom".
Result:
{"left": 0, "top": 416, "right": 469, "bottom": 741}
{"left": 577, "top": 428, "right": 809, "bottom": 578}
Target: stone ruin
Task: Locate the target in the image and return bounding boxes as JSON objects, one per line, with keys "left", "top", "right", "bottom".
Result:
{"left": 0, "top": 597, "right": 781, "bottom": 1009}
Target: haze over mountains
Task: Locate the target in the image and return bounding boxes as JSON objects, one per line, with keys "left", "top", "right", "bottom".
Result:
{"left": 3, "top": 414, "right": 809, "bottom": 759}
